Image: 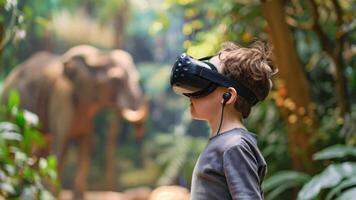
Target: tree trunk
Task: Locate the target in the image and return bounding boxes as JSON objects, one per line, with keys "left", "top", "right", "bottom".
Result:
{"left": 331, "top": 48, "right": 349, "bottom": 116}
{"left": 0, "top": 23, "right": 4, "bottom": 68}
{"left": 261, "top": 0, "right": 317, "bottom": 172}
{"left": 105, "top": 113, "right": 120, "bottom": 190}
{"left": 114, "top": 2, "right": 129, "bottom": 49}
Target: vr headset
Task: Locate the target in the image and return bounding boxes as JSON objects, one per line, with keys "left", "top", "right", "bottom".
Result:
{"left": 170, "top": 53, "right": 258, "bottom": 105}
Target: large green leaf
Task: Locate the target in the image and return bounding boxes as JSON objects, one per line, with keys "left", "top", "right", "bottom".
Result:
{"left": 263, "top": 171, "right": 310, "bottom": 192}
{"left": 297, "top": 162, "right": 356, "bottom": 200}
{"left": 0, "top": 131, "right": 22, "bottom": 141}
{"left": 336, "top": 187, "right": 356, "bottom": 200}
{"left": 326, "top": 176, "right": 356, "bottom": 200}
{"left": 0, "top": 122, "right": 20, "bottom": 133}
{"left": 0, "top": 182, "right": 15, "bottom": 195}
{"left": 0, "top": 122, "right": 22, "bottom": 141}
{"left": 266, "top": 181, "right": 299, "bottom": 200}
{"left": 7, "top": 89, "right": 20, "bottom": 110}
{"left": 263, "top": 171, "right": 310, "bottom": 200}
{"left": 313, "top": 144, "right": 356, "bottom": 160}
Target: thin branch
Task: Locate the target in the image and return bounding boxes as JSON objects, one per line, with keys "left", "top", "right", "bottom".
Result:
{"left": 331, "top": 0, "right": 343, "bottom": 27}
{"left": 284, "top": 0, "right": 314, "bottom": 30}
{"left": 0, "top": 7, "right": 18, "bottom": 50}
{"left": 285, "top": 6, "right": 295, "bottom": 16}
{"left": 319, "top": 1, "right": 334, "bottom": 22}
{"left": 291, "top": 0, "right": 304, "bottom": 15}
{"left": 309, "top": 0, "right": 350, "bottom": 115}
{"left": 341, "top": 20, "right": 356, "bottom": 40}
{"left": 285, "top": 16, "right": 314, "bottom": 30}
{"left": 309, "top": 0, "right": 332, "bottom": 52}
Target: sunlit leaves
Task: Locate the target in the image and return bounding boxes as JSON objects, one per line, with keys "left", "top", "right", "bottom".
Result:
{"left": 182, "top": 40, "right": 191, "bottom": 49}
{"left": 241, "top": 31, "right": 253, "bottom": 43}
{"left": 182, "top": 23, "right": 192, "bottom": 35}
{"left": 149, "top": 13, "right": 170, "bottom": 35}
{"left": 186, "top": 30, "right": 224, "bottom": 57}
{"left": 7, "top": 89, "right": 20, "bottom": 110}
{"left": 149, "top": 21, "right": 165, "bottom": 35}
{"left": 0, "top": 91, "right": 58, "bottom": 199}
{"left": 96, "top": 0, "right": 128, "bottom": 22}
{"left": 184, "top": 8, "right": 198, "bottom": 18}
{"left": 157, "top": 0, "right": 267, "bottom": 55}
{"left": 171, "top": 0, "right": 196, "bottom": 6}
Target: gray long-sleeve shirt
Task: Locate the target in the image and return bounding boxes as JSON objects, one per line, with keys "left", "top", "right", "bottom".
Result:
{"left": 190, "top": 128, "right": 267, "bottom": 200}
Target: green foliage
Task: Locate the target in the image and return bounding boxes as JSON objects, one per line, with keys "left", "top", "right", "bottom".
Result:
{"left": 297, "top": 162, "right": 356, "bottom": 200}
{"left": 57, "top": 0, "right": 130, "bottom": 23}
{"left": 96, "top": 0, "right": 130, "bottom": 23}
{"left": 0, "top": 0, "right": 57, "bottom": 76}
{"left": 313, "top": 144, "right": 356, "bottom": 161}
{"left": 150, "top": 109, "right": 207, "bottom": 187}
{"left": 245, "top": 99, "right": 290, "bottom": 174}
{"left": 262, "top": 171, "right": 310, "bottom": 200}
{"left": 263, "top": 144, "right": 356, "bottom": 200}
{"left": 153, "top": 0, "right": 266, "bottom": 57}
{"left": 301, "top": 140, "right": 356, "bottom": 199}
{"left": 152, "top": 132, "right": 206, "bottom": 187}
{"left": 326, "top": 176, "right": 356, "bottom": 200}
{"left": 137, "top": 63, "right": 172, "bottom": 96}
{"left": 0, "top": 0, "right": 26, "bottom": 51}
{"left": 0, "top": 90, "right": 58, "bottom": 199}
{"left": 335, "top": 187, "right": 356, "bottom": 200}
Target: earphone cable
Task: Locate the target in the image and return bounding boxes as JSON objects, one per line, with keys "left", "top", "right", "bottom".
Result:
{"left": 216, "top": 103, "right": 225, "bottom": 135}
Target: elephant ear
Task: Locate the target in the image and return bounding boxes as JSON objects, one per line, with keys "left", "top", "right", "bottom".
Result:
{"left": 110, "top": 50, "right": 139, "bottom": 81}
{"left": 62, "top": 55, "right": 87, "bottom": 81}
{"left": 61, "top": 45, "right": 99, "bottom": 80}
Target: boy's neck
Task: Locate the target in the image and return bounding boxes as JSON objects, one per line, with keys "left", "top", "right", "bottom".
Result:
{"left": 209, "top": 109, "right": 246, "bottom": 137}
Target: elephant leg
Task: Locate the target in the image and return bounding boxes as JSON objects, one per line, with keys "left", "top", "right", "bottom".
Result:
{"left": 57, "top": 133, "right": 71, "bottom": 178}
{"left": 105, "top": 114, "right": 120, "bottom": 190}
{"left": 74, "top": 134, "right": 92, "bottom": 199}
{"left": 134, "top": 124, "right": 145, "bottom": 168}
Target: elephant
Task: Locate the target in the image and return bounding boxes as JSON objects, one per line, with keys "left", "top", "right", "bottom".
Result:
{"left": 1, "top": 45, "right": 148, "bottom": 198}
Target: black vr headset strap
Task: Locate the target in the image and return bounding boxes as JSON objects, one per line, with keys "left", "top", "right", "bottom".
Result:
{"left": 198, "top": 55, "right": 215, "bottom": 61}
{"left": 199, "top": 68, "right": 258, "bottom": 105}
{"left": 202, "top": 61, "right": 218, "bottom": 71}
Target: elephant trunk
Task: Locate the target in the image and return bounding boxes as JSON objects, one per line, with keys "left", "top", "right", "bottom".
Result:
{"left": 121, "top": 96, "right": 149, "bottom": 124}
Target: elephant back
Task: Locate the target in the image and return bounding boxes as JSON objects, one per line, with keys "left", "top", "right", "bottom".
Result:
{"left": 2, "top": 52, "right": 63, "bottom": 132}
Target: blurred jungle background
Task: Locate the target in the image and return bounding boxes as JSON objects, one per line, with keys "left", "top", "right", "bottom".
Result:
{"left": 0, "top": 0, "right": 355, "bottom": 199}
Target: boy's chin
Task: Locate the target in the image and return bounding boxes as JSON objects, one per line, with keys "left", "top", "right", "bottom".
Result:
{"left": 190, "top": 107, "right": 207, "bottom": 120}
{"left": 190, "top": 113, "right": 206, "bottom": 121}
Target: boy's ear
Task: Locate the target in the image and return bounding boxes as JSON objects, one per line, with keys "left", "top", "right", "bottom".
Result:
{"left": 223, "top": 87, "right": 238, "bottom": 105}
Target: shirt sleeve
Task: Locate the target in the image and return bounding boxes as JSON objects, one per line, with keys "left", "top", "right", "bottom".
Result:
{"left": 223, "top": 140, "right": 263, "bottom": 200}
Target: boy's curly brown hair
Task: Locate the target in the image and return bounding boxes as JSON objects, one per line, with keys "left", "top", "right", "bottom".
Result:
{"left": 219, "top": 40, "right": 278, "bottom": 118}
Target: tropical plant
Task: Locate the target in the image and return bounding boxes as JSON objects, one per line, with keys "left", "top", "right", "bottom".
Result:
{"left": 0, "top": 0, "right": 26, "bottom": 51}
{"left": 0, "top": 90, "right": 58, "bottom": 199}
{"left": 262, "top": 170, "right": 310, "bottom": 200}
{"left": 263, "top": 144, "right": 356, "bottom": 200}
{"left": 0, "top": 0, "right": 58, "bottom": 76}
{"left": 297, "top": 144, "right": 356, "bottom": 200}
{"left": 150, "top": 109, "right": 207, "bottom": 187}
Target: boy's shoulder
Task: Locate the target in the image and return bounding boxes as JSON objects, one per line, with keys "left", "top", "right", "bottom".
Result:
{"left": 207, "top": 128, "right": 258, "bottom": 154}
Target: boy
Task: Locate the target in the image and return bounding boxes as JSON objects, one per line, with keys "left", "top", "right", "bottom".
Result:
{"left": 170, "top": 41, "right": 277, "bottom": 199}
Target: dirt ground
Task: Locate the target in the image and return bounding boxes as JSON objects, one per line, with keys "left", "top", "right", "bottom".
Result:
{"left": 59, "top": 186, "right": 190, "bottom": 200}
